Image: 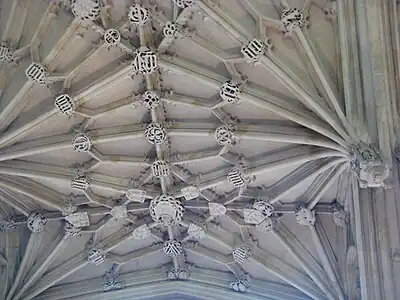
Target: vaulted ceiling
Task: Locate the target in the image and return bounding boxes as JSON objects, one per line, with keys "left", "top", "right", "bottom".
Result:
{"left": 0, "top": 0, "right": 382, "bottom": 299}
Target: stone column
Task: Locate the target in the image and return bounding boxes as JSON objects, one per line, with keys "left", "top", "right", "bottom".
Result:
{"left": 340, "top": 0, "right": 400, "bottom": 299}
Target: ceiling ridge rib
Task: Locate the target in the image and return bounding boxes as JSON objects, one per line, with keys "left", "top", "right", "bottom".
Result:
{"left": 159, "top": 55, "right": 349, "bottom": 148}
{"left": 0, "top": 1, "right": 67, "bottom": 132}
{"left": 0, "top": 176, "right": 64, "bottom": 210}
{"left": 13, "top": 230, "right": 69, "bottom": 300}
{"left": 194, "top": 1, "right": 353, "bottom": 145}
{"left": 5, "top": 231, "right": 45, "bottom": 300}
{"left": 306, "top": 162, "right": 349, "bottom": 209}
{"left": 35, "top": 266, "right": 310, "bottom": 300}
{"left": 0, "top": 120, "right": 349, "bottom": 163}
{"left": 309, "top": 222, "right": 345, "bottom": 300}
{"left": 21, "top": 219, "right": 149, "bottom": 300}
{"left": 185, "top": 220, "right": 325, "bottom": 299}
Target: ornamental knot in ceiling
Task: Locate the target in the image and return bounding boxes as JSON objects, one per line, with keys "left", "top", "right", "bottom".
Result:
{"left": 215, "top": 124, "right": 235, "bottom": 146}
{"left": 163, "top": 21, "right": 178, "bottom": 37}
{"left": 167, "top": 268, "right": 190, "bottom": 280}
{"left": 187, "top": 223, "right": 206, "bottom": 240}
{"left": 104, "top": 264, "right": 122, "bottom": 292}
{"left": 332, "top": 202, "right": 348, "bottom": 228}
{"left": 232, "top": 244, "right": 252, "bottom": 264}
{"left": 132, "top": 48, "right": 158, "bottom": 75}
{"left": 181, "top": 186, "right": 199, "bottom": 200}
{"left": 230, "top": 276, "right": 250, "bottom": 293}
{"left": 351, "top": 144, "right": 390, "bottom": 188}
{"left": 152, "top": 160, "right": 170, "bottom": 178}
{"left": 132, "top": 224, "right": 152, "bottom": 240}
{"left": 0, "top": 215, "right": 17, "bottom": 232}
{"left": 110, "top": 205, "right": 128, "bottom": 219}
{"left": 324, "top": 1, "right": 338, "bottom": 18}
{"left": 71, "top": 0, "right": 101, "bottom": 21}
{"left": 333, "top": 210, "right": 347, "bottom": 228}
{"left": 163, "top": 240, "right": 184, "bottom": 257}
{"left": 227, "top": 164, "right": 249, "bottom": 188}
{"left": 88, "top": 249, "right": 105, "bottom": 265}
{"left": 241, "top": 39, "right": 265, "bottom": 63}
{"left": 220, "top": 80, "right": 242, "bottom": 104}
{"left": 61, "top": 199, "right": 78, "bottom": 216}
{"left": 27, "top": 212, "right": 48, "bottom": 233}
{"left": 256, "top": 217, "right": 275, "bottom": 233}
{"left": 104, "top": 29, "right": 121, "bottom": 48}
{"left": 65, "top": 212, "right": 90, "bottom": 227}
{"left": 208, "top": 202, "right": 226, "bottom": 217}
{"left": 125, "top": 189, "right": 146, "bottom": 203}
{"left": 253, "top": 201, "right": 274, "bottom": 217}
{"left": 55, "top": 94, "right": 75, "bottom": 116}
{"left": 128, "top": 5, "right": 150, "bottom": 26}
{"left": 295, "top": 203, "right": 315, "bottom": 226}
{"left": 64, "top": 221, "right": 82, "bottom": 236}
{"left": 173, "top": 0, "right": 196, "bottom": 8}
{"left": 145, "top": 122, "right": 167, "bottom": 144}
{"left": 243, "top": 208, "right": 265, "bottom": 225}
{"left": 280, "top": 8, "right": 306, "bottom": 34}
{"left": 243, "top": 201, "right": 274, "bottom": 225}
{"left": 141, "top": 91, "right": 160, "bottom": 109}
{"left": 149, "top": 194, "right": 185, "bottom": 225}
{"left": 25, "top": 62, "right": 49, "bottom": 84}
{"left": 73, "top": 133, "right": 92, "bottom": 152}
{"left": 71, "top": 174, "right": 90, "bottom": 191}
{"left": 0, "top": 43, "right": 14, "bottom": 62}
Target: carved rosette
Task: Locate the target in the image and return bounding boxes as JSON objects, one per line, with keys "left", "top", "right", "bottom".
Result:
{"left": 142, "top": 91, "right": 160, "bottom": 109}
{"left": 232, "top": 244, "right": 252, "bottom": 264}
{"left": 88, "top": 249, "right": 105, "bottom": 265}
{"left": 187, "top": 223, "right": 206, "bottom": 240}
{"left": 227, "top": 164, "right": 248, "bottom": 187}
{"left": 64, "top": 221, "right": 82, "bottom": 236}
{"left": 241, "top": 39, "right": 265, "bottom": 62}
{"left": 104, "top": 29, "right": 121, "bottom": 48}
{"left": 163, "top": 240, "right": 184, "bottom": 257}
{"left": 219, "top": 80, "right": 241, "bottom": 103}
{"left": 253, "top": 201, "right": 274, "bottom": 217}
{"left": 0, "top": 43, "right": 14, "bottom": 62}
{"left": 280, "top": 8, "right": 306, "bottom": 35}
{"left": 132, "top": 48, "right": 158, "bottom": 75}
{"left": 181, "top": 186, "right": 200, "bottom": 200}
{"left": 61, "top": 199, "right": 78, "bottom": 216}
{"left": 132, "top": 224, "right": 152, "bottom": 240}
{"left": 110, "top": 206, "right": 128, "bottom": 219}
{"left": 173, "top": 0, "right": 196, "bottom": 8}
{"left": 151, "top": 160, "right": 170, "bottom": 178}
{"left": 295, "top": 203, "right": 315, "bottom": 226}
{"left": 256, "top": 217, "right": 275, "bottom": 233}
{"left": 55, "top": 94, "right": 75, "bottom": 116}
{"left": 71, "top": 174, "right": 90, "bottom": 191}
{"left": 73, "top": 134, "right": 92, "bottom": 152}
{"left": 103, "top": 264, "right": 122, "bottom": 292}
{"left": 71, "top": 0, "right": 101, "bottom": 21}
{"left": 27, "top": 212, "right": 48, "bottom": 233}
{"left": 144, "top": 123, "right": 167, "bottom": 145}
{"left": 128, "top": 5, "right": 150, "bottom": 26}
{"left": 215, "top": 124, "right": 236, "bottom": 146}
{"left": 25, "top": 63, "right": 49, "bottom": 84}
{"left": 149, "top": 194, "right": 185, "bottom": 225}
{"left": 163, "top": 21, "right": 178, "bottom": 37}
{"left": 167, "top": 268, "right": 190, "bottom": 280}
{"left": 0, "top": 215, "right": 17, "bottom": 232}
{"left": 230, "top": 276, "right": 250, "bottom": 292}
